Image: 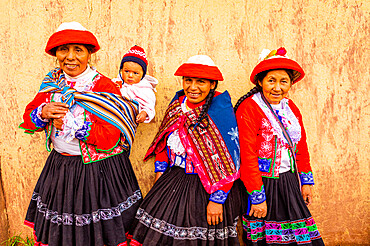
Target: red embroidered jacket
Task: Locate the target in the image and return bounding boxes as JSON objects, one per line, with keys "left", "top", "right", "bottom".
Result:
{"left": 19, "top": 73, "right": 124, "bottom": 164}
{"left": 236, "top": 95, "right": 314, "bottom": 204}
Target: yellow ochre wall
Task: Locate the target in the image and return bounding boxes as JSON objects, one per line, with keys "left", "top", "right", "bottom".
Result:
{"left": 0, "top": 0, "right": 369, "bottom": 245}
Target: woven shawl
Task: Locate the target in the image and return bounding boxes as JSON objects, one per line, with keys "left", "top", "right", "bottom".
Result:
{"left": 145, "top": 90, "right": 240, "bottom": 193}
{"left": 40, "top": 68, "right": 139, "bottom": 151}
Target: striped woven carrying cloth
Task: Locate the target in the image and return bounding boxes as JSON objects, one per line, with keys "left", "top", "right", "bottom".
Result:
{"left": 39, "top": 68, "right": 139, "bottom": 151}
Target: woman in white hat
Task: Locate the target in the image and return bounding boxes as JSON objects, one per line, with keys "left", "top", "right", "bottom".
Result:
{"left": 20, "top": 22, "right": 142, "bottom": 246}
{"left": 235, "top": 47, "right": 324, "bottom": 245}
{"left": 128, "top": 55, "right": 243, "bottom": 245}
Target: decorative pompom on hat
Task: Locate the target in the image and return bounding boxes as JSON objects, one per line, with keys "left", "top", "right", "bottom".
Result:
{"left": 119, "top": 45, "right": 148, "bottom": 78}
{"left": 174, "top": 55, "right": 224, "bottom": 81}
{"left": 250, "top": 47, "right": 305, "bottom": 84}
{"left": 45, "top": 21, "right": 100, "bottom": 56}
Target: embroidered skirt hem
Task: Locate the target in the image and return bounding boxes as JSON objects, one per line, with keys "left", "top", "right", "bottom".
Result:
{"left": 129, "top": 166, "right": 243, "bottom": 246}
{"left": 25, "top": 149, "right": 142, "bottom": 246}
{"left": 242, "top": 171, "right": 324, "bottom": 246}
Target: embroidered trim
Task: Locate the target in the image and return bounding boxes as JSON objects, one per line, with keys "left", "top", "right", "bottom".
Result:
{"left": 253, "top": 93, "right": 301, "bottom": 146}
{"left": 249, "top": 186, "right": 266, "bottom": 205}
{"left": 154, "top": 161, "right": 168, "bottom": 172}
{"left": 299, "top": 172, "right": 315, "bottom": 185}
{"left": 242, "top": 216, "right": 322, "bottom": 243}
{"left": 30, "top": 104, "right": 49, "bottom": 128}
{"left": 75, "top": 121, "right": 91, "bottom": 141}
{"left": 135, "top": 208, "right": 238, "bottom": 240}
{"left": 31, "top": 190, "right": 142, "bottom": 226}
{"left": 209, "top": 190, "right": 230, "bottom": 204}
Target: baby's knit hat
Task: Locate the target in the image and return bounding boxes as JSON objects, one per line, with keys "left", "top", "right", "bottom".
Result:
{"left": 120, "top": 45, "right": 148, "bottom": 78}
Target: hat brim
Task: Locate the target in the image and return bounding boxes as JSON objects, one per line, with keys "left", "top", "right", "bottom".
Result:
{"left": 174, "top": 63, "right": 223, "bottom": 81}
{"left": 45, "top": 30, "right": 100, "bottom": 56}
{"left": 250, "top": 58, "right": 305, "bottom": 84}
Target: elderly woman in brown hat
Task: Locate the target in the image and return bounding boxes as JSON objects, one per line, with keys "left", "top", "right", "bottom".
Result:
{"left": 234, "top": 47, "right": 324, "bottom": 245}
{"left": 19, "top": 22, "right": 141, "bottom": 246}
{"left": 128, "top": 55, "right": 243, "bottom": 245}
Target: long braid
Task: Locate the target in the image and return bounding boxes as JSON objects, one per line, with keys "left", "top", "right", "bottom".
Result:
{"left": 234, "top": 84, "right": 262, "bottom": 113}
{"left": 190, "top": 81, "right": 218, "bottom": 130}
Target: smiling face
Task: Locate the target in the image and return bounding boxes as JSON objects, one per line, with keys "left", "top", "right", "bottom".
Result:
{"left": 182, "top": 77, "right": 215, "bottom": 104}
{"left": 121, "top": 62, "right": 144, "bottom": 85}
{"left": 55, "top": 44, "right": 90, "bottom": 77}
{"left": 258, "top": 69, "right": 292, "bottom": 104}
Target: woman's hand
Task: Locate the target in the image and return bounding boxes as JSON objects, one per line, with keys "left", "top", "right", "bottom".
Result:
{"left": 207, "top": 201, "right": 223, "bottom": 225}
{"left": 249, "top": 201, "right": 267, "bottom": 218}
{"left": 301, "top": 185, "right": 313, "bottom": 206}
{"left": 41, "top": 102, "right": 69, "bottom": 120}
{"left": 154, "top": 172, "right": 163, "bottom": 183}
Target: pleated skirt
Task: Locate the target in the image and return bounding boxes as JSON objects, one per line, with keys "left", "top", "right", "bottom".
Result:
{"left": 24, "top": 149, "right": 142, "bottom": 246}
{"left": 242, "top": 171, "right": 324, "bottom": 246}
{"left": 129, "top": 166, "right": 243, "bottom": 246}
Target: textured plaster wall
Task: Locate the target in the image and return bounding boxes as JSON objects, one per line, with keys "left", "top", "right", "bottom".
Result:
{"left": 0, "top": 0, "right": 369, "bottom": 244}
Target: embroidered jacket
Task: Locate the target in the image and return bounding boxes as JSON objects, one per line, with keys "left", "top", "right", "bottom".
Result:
{"left": 145, "top": 90, "right": 240, "bottom": 199}
{"left": 236, "top": 92, "right": 314, "bottom": 204}
{"left": 19, "top": 68, "right": 137, "bottom": 164}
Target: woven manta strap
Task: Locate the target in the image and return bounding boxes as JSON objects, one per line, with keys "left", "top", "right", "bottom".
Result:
{"left": 39, "top": 68, "right": 139, "bottom": 150}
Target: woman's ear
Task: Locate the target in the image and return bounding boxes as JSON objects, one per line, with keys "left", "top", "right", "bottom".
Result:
{"left": 210, "top": 80, "right": 216, "bottom": 90}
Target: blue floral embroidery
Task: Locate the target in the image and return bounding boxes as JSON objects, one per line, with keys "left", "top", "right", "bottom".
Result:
{"left": 250, "top": 186, "right": 266, "bottom": 205}
{"left": 75, "top": 121, "right": 91, "bottom": 141}
{"left": 209, "top": 190, "right": 230, "bottom": 204}
{"left": 258, "top": 158, "right": 271, "bottom": 172}
{"left": 299, "top": 172, "right": 315, "bottom": 185}
{"left": 30, "top": 108, "right": 48, "bottom": 128}
{"left": 228, "top": 127, "right": 240, "bottom": 170}
{"left": 155, "top": 161, "right": 168, "bottom": 172}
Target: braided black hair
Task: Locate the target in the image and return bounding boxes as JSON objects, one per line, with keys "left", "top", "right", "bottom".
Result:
{"left": 233, "top": 84, "right": 262, "bottom": 112}
{"left": 189, "top": 80, "right": 218, "bottom": 130}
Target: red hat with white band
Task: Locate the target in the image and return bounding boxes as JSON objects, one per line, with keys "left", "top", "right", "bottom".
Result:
{"left": 250, "top": 47, "right": 305, "bottom": 84}
{"left": 45, "top": 22, "right": 100, "bottom": 56}
{"left": 174, "top": 55, "right": 224, "bottom": 81}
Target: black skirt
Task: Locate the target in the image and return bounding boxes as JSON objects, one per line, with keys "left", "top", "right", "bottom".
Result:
{"left": 25, "top": 149, "right": 142, "bottom": 246}
{"left": 129, "top": 166, "right": 243, "bottom": 246}
{"left": 242, "top": 171, "right": 324, "bottom": 246}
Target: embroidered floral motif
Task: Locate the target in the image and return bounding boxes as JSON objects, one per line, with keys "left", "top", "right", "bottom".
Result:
{"left": 242, "top": 216, "right": 322, "bottom": 243}
{"left": 136, "top": 208, "right": 238, "bottom": 240}
{"left": 209, "top": 190, "right": 230, "bottom": 204}
{"left": 249, "top": 186, "right": 266, "bottom": 205}
{"left": 154, "top": 161, "right": 168, "bottom": 172}
{"left": 75, "top": 121, "right": 91, "bottom": 141}
{"left": 228, "top": 127, "right": 240, "bottom": 170}
{"left": 31, "top": 104, "right": 49, "bottom": 128}
{"left": 299, "top": 172, "right": 315, "bottom": 185}
{"left": 253, "top": 93, "right": 301, "bottom": 146}
{"left": 259, "top": 141, "right": 273, "bottom": 158}
{"left": 31, "top": 190, "right": 142, "bottom": 226}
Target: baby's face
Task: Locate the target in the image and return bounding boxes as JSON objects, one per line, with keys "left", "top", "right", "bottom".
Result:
{"left": 121, "top": 61, "right": 143, "bottom": 85}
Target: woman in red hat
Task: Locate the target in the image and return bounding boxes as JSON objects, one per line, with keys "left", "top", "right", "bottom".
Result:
{"left": 129, "top": 55, "right": 243, "bottom": 245}
{"left": 235, "top": 48, "right": 324, "bottom": 245}
{"left": 19, "top": 22, "right": 142, "bottom": 246}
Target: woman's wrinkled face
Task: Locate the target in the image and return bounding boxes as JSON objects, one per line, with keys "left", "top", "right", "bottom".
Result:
{"left": 55, "top": 44, "right": 90, "bottom": 77}
{"left": 259, "top": 70, "right": 292, "bottom": 104}
{"left": 182, "top": 77, "right": 215, "bottom": 104}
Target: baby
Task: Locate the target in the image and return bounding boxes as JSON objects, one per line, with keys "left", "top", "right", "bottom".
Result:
{"left": 113, "top": 45, "right": 158, "bottom": 123}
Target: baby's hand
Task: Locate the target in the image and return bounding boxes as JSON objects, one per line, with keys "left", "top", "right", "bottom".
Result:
{"left": 136, "top": 111, "right": 148, "bottom": 123}
{"left": 113, "top": 79, "right": 122, "bottom": 89}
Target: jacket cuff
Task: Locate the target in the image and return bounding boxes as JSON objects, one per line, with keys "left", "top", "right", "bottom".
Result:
{"left": 209, "top": 190, "right": 230, "bottom": 204}
{"left": 75, "top": 121, "right": 92, "bottom": 141}
{"left": 31, "top": 103, "right": 49, "bottom": 128}
{"left": 249, "top": 186, "right": 266, "bottom": 205}
{"left": 299, "top": 172, "right": 315, "bottom": 185}
{"left": 154, "top": 161, "right": 168, "bottom": 173}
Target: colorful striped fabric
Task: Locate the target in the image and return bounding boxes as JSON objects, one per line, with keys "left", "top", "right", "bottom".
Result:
{"left": 39, "top": 68, "right": 139, "bottom": 151}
